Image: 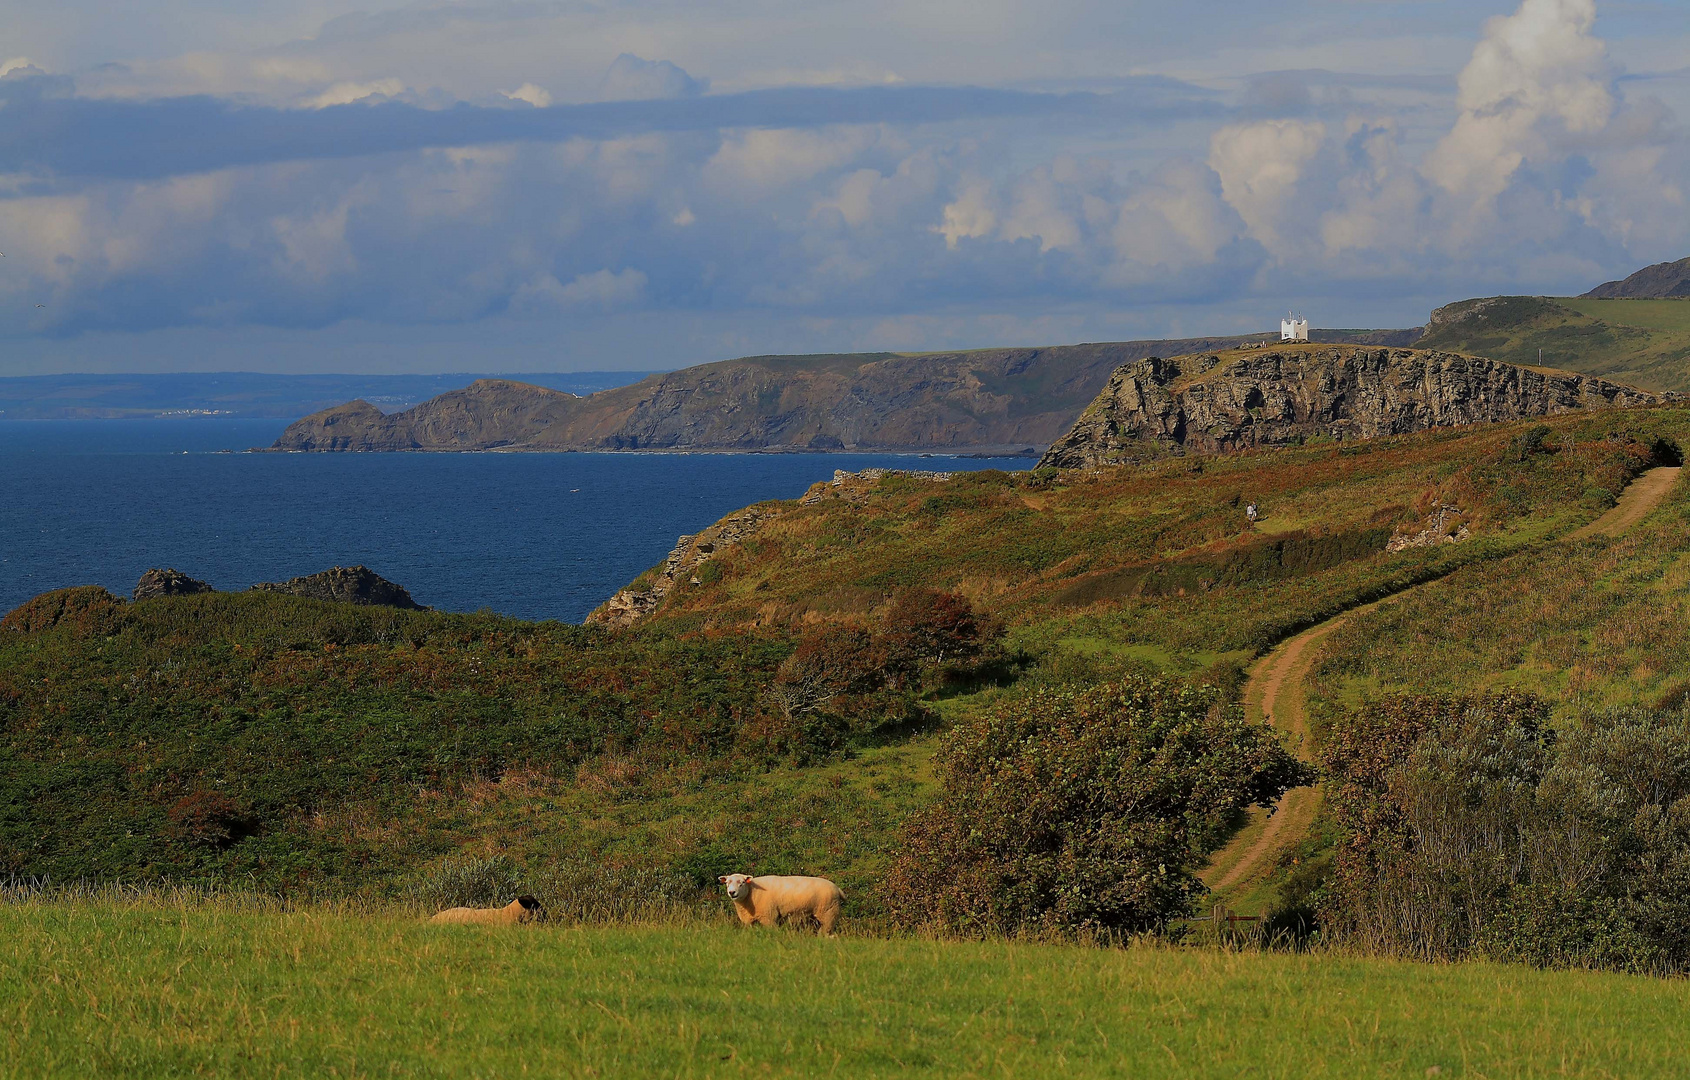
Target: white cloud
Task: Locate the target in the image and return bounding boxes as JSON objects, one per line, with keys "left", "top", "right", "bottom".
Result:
{"left": 511, "top": 268, "right": 648, "bottom": 315}
{"left": 306, "top": 78, "right": 406, "bottom": 109}
{"left": 934, "top": 177, "right": 997, "bottom": 249}
{"left": 704, "top": 127, "right": 885, "bottom": 194}
{"left": 597, "top": 54, "right": 705, "bottom": 102}
{"left": 1424, "top": 0, "right": 1613, "bottom": 204}
{"left": 1208, "top": 119, "right": 1327, "bottom": 252}
{"left": 501, "top": 83, "right": 552, "bottom": 108}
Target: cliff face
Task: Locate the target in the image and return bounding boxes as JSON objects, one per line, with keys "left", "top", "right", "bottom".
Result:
{"left": 1039, "top": 344, "right": 1660, "bottom": 468}
{"left": 271, "top": 334, "right": 1412, "bottom": 453}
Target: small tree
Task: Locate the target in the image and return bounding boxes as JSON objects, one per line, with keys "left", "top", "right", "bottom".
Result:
{"left": 767, "top": 624, "right": 884, "bottom": 721}
{"left": 885, "top": 677, "right": 1311, "bottom": 936}
{"left": 880, "top": 588, "right": 999, "bottom": 683}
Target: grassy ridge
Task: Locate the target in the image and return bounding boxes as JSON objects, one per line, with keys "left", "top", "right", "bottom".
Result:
{"left": 649, "top": 409, "right": 1689, "bottom": 679}
{"left": 6, "top": 900, "right": 1690, "bottom": 1079}
{"left": 1417, "top": 295, "right": 1690, "bottom": 391}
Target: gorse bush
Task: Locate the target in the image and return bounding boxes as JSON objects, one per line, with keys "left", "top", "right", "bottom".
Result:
{"left": 755, "top": 589, "right": 1001, "bottom": 760}
{"left": 886, "top": 677, "right": 1311, "bottom": 936}
{"left": 0, "top": 592, "right": 789, "bottom": 886}
{"left": 1320, "top": 693, "right": 1690, "bottom": 973}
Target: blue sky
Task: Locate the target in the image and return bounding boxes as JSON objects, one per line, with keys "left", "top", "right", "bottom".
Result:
{"left": 1, "top": 0, "right": 1686, "bottom": 374}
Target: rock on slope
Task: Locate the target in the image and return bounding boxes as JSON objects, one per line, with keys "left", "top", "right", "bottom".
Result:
{"left": 133, "top": 568, "right": 214, "bottom": 601}
{"left": 272, "top": 334, "right": 1417, "bottom": 454}
{"left": 1583, "top": 256, "right": 1690, "bottom": 299}
{"left": 1039, "top": 344, "right": 1659, "bottom": 468}
{"left": 250, "top": 566, "right": 425, "bottom": 609}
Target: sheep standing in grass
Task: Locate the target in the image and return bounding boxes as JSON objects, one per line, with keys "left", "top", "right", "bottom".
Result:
{"left": 718, "top": 873, "right": 843, "bottom": 935}
{"left": 429, "top": 896, "right": 544, "bottom": 925}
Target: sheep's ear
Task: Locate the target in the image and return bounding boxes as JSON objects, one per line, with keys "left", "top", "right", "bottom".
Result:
{"left": 718, "top": 875, "right": 728, "bottom": 883}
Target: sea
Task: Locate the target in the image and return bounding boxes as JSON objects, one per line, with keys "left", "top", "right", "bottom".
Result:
{"left": 0, "top": 420, "right": 1032, "bottom": 623}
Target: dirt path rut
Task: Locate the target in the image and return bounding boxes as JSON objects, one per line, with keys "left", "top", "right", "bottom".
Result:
{"left": 1200, "top": 465, "right": 1682, "bottom": 899}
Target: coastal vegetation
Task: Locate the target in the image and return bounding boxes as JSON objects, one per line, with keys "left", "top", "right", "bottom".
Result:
{"left": 8, "top": 400, "right": 1690, "bottom": 986}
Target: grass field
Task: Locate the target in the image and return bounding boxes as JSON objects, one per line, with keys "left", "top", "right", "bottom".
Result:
{"left": 6, "top": 899, "right": 1690, "bottom": 1079}
{"left": 1561, "top": 298, "right": 1690, "bottom": 333}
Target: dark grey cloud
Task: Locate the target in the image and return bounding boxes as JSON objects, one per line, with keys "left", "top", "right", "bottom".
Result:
{"left": 0, "top": 74, "right": 1223, "bottom": 181}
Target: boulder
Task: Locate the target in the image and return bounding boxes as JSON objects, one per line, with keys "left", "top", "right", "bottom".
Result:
{"left": 133, "top": 568, "right": 215, "bottom": 601}
{"left": 250, "top": 565, "right": 426, "bottom": 610}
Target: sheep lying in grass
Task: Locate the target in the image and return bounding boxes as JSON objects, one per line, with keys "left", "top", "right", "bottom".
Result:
{"left": 718, "top": 873, "right": 843, "bottom": 935}
{"left": 429, "top": 895, "right": 544, "bottom": 925}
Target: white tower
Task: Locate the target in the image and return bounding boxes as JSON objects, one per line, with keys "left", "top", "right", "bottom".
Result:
{"left": 1280, "top": 312, "right": 1309, "bottom": 342}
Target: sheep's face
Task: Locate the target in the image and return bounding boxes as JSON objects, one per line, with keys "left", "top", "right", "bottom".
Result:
{"left": 513, "top": 895, "right": 544, "bottom": 923}
{"left": 718, "top": 873, "right": 753, "bottom": 900}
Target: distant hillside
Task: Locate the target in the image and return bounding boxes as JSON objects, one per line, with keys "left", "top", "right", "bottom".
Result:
{"left": 1416, "top": 295, "right": 1690, "bottom": 392}
{"left": 1584, "top": 256, "right": 1690, "bottom": 299}
{"left": 272, "top": 332, "right": 1419, "bottom": 453}
{"left": 0, "top": 371, "right": 653, "bottom": 421}
{"left": 1037, "top": 344, "right": 1658, "bottom": 469}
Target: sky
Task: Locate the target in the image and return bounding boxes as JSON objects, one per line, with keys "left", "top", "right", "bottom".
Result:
{"left": 0, "top": 0, "right": 1686, "bottom": 374}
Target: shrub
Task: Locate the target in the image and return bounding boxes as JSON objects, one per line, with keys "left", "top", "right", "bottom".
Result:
{"left": 1320, "top": 695, "right": 1690, "bottom": 973}
{"left": 885, "top": 677, "right": 1311, "bottom": 937}
{"left": 881, "top": 588, "right": 999, "bottom": 678}
{"left": 167, "top": 792, "right": 257, "bottom": 848}
{"left": 1514, "top": 424, "right": 1554, "bottom": 459}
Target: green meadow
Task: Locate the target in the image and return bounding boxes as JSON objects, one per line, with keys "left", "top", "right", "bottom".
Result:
{"left": 6, "top": 898, "right": 1690, "bottom": 1079}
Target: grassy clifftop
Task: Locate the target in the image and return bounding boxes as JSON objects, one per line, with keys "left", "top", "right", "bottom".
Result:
{"left": 1417, "top": 295, "right": 1690, "bottom": 391}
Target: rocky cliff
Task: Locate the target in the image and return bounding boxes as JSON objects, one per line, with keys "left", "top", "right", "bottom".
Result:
{"left": 1039, "top": 344, "right": 1659, "bottom": 468}
{"left": 272, "top": 333, "right": 1416, "bottom": 454}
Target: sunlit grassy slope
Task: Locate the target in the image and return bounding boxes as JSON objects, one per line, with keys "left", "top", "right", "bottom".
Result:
{"left": 642, "top": 408, "right": 1690, "bottom": 678}
{"left": 1416, "top": 295, "right": 1690, "bottom": 391}
{"left": 7, "top": 901, "right": 1690, "bottom": 1080}
{"left": 1307, "top": 466, "right": 1690, "bottom": 723}
{"left": 6, "top": 406, "right": 1688, "bottom": 908}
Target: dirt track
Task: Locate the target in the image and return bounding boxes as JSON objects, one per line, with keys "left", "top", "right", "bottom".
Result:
{"left": 1200, "top": 465, "right": 1683, "bottom": 899}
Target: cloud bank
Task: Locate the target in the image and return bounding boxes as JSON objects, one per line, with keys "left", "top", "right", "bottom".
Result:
{"left": 0, "top": 0, "right": 1685, "bottom": 373}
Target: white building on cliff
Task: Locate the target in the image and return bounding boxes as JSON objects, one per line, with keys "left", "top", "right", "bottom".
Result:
{"left": 1281, "top": 313, "right": 1310, "bottom": 342}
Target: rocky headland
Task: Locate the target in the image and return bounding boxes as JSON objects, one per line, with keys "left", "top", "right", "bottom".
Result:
{"left": 1039, "top": 344, "right": 1660, "bottom": 469}
{"left": 272, "top": 333, "right": 1421, "bottom": 455}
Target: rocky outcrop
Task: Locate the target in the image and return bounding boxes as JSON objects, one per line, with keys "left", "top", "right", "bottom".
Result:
{"left": 1583, "top": 257, "right": 1690, "bottom": 299}
{"left": 588, "top": 467, "right": 959, "bottom": 627}
{"left": 589, "top": 507, "right": 778, "bottom": 628}
{"left": 1386, "top": 506, "right": 1471, "bottom": 553}
{"left": 133, "top": 568, "right": 214, "bottom": 601}
{"left": 272, "top": 333, "right": 1420, "bottom": 455}
{"left": 1040, "top": 345, "right": 1660, "bottom": 469}
{"left": 250, "top": 566, "right": 425, "bottom": 609}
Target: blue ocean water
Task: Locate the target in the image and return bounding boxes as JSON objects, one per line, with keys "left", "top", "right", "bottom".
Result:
{"left": 0, "top": 420, "right": 1031, "bottom": 623}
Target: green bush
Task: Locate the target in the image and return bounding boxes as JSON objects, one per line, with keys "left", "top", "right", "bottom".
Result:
{"left": 1320, "top": 694, "right": 1690, "bottom": 973}
{"left": 885, "top": 677, "right": 1310, "bottom": 937}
